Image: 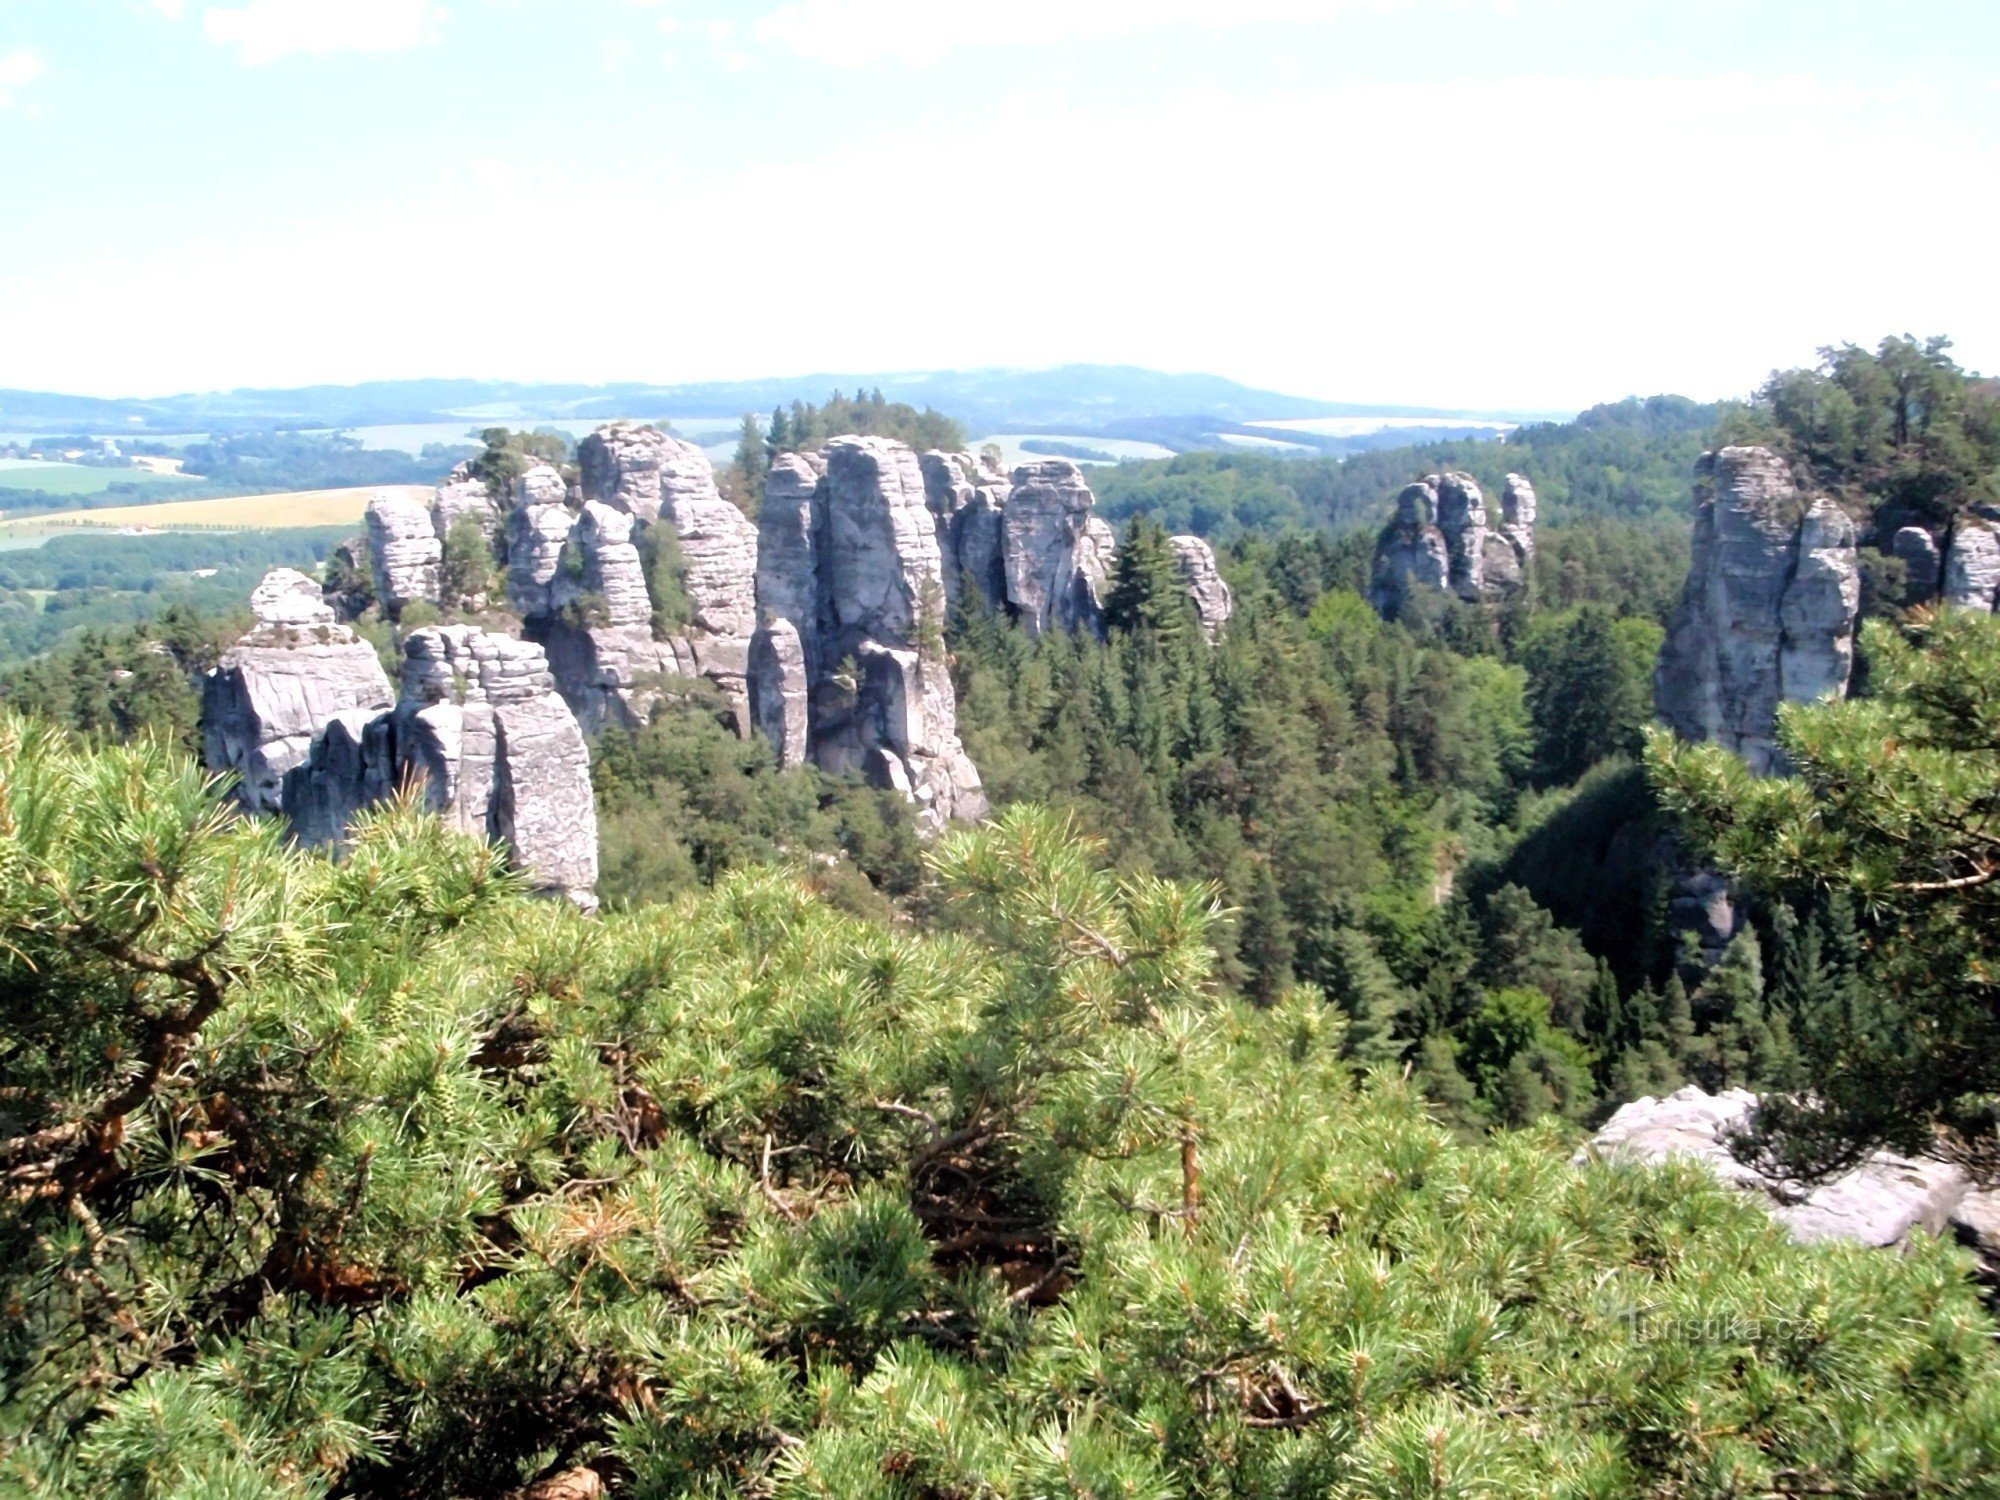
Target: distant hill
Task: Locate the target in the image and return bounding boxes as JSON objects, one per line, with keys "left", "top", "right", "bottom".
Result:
{"left": 0, "top": 366, "right": 1553, "bottom": 439}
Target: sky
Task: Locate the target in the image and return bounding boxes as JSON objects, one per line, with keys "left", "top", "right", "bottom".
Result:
{"left": 1, "top": 0, "right": 1997, "bottom": 411}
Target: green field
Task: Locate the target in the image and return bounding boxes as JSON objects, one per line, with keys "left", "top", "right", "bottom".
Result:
{"left": 0, "top": 463, "right": 200, "bottom": 497}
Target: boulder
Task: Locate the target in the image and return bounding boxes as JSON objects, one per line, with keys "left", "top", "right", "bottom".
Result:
{"left": 1003, "top": 459, "right": 1108, "bottom": 637}
{"left": 1169, "top": 535, "right": 1234, "bottom": 640}
{"left": 282, "top": 627, "right": 599, "bottom": 908}
{"left": 1943, "top": 517, "right": 2000, "bottom": 612}
{"left": 201, "top": 569, "right": 395, "bottom": 814}
{"left": 1655, "top": 448, "right": 1860, "bottom": 775}
{"left": 1580, "top": 1086, "right": 1971, "bottom": 1250}
{"left": 365, "top": 489, "right": 443, "bottom": 616}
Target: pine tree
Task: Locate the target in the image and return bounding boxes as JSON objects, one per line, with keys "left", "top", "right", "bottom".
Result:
{"left": 1102, "top": 516, "right": 1192, "bottom": 643}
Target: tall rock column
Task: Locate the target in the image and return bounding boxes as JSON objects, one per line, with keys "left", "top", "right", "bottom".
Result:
{"left": 1003, "top": 459, "right": 1109, "bottom": 637}
{"left": 1368, "top": 481, "right": 1452, "bottom": 618}
{"left": 578, "top": 422, "right": 758, "bottom": 726}
{"left": 750, "top": 437, "right": 986, "bottom": 831}
{"left": 1655, "top": 446, "right": 1861, "bottom": 775}
{"left": 1943, "top": 513, "right": 2000, "bottom": 612}
{"left": 201, "top": 569, "right": 396, "bottom": 814}
{"left": 1170, "top": 535, "right": 1234, "bottom": 640}
{"left": 366, "top": 489, "right": 443, "bottom": 618}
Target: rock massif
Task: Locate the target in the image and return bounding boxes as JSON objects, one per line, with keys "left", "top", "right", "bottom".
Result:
{"left": 750, "top": 437, "right": 987, "bottom": 832}
{"left": 1581, "top": 1087, "right": 1996, "bottom": 1271}
{"left": 283, "top": 627, "right": 599, "bottom": 907}
{"left": 1003, "top": 460, "right": 1115, "bottom": 638}
{"left": 201, "top": 570, "right": 396, "bottom": 814}
{"left": 1654, "top": 447, "right": 1862, "bottom": 775}
{"left": 203, "top": 570, "right": 599, "bottom": 905}
{"left": 1368, "top": 472, "right": 1536, "bottom": 618}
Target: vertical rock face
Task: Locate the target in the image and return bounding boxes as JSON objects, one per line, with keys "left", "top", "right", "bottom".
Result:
{"left": 282, "top": 627, "right": 599, "bottom": 908}
{"left": 577, "top": 422, "right": 712, "bottom": 525}
{"left": 1943, "top": 516, "right": 2000, "bottom": 612}
{"left": 1368, "top": 471, "right": 1535, "bottom": 616}
{"left": 201, "top": 569, "right": 396, "bottom": 814}
{"left": 1169, "top": 535, "right": 1234, "bottom": 640}
{"left": 1368, "top": 481, "right": 1452, "bottom": 618}
{"left": 531, "top": 500, "right": 683, "bottom": 735}
{"left": 432, "top": 464, "right": 503, "bottom": 545}
{"left": 366, "top": 490, "right": 444, "bottom": 617}
{"left": 1655, "top": 447, "right": 1861, "bottom": 775}
{"left": 920, "top": 450, "right": 1013, "bottom": 612}
{"left": 1779, "top": 499, "right": 1863, "bottom": 706}
{"left": 750, "top": 436, "right": 986, "bottom": 831}
{"left": 1004, "top": 459, "right": 1109, "bottom": 637}
{"left": 507, "top": 495, "right": 577, "bottom": 622}
{"left": 1891, "top": 526, "right": 1944, "bottom": 601}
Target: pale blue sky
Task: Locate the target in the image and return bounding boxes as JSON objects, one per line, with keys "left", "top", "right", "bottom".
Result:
{"left": 3, "top": 0, "right": 1996, "bottom": 409}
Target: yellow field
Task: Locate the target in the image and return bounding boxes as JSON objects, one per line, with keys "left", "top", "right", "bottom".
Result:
{"left": 0, "top": 485, "right": 429, "bottom": 534}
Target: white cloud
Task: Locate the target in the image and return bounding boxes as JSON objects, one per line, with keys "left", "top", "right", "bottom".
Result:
{"left": 0, "top": 49, "right": 44, "bottom": 108}
{"left": 202, "top": 0, "right": 438, "bottom": 65}
{"left": 753, "top": 0, "right": 1410, "bottom": 66}
{"left": 152, "top": 0, "right": 187, "bottom": 19}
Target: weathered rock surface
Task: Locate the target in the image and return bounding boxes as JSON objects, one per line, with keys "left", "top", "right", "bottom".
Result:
{"left": 577, "top": 422, "right": 714, "bottom": 526}
{"left": 282, "top": 626, "right": 599, "bottom": 907}
{"left": 1003, "top": 460, "right": 1111, "bottom": 638}
{"left": 1368, "top": 481, "right": 1452, "bottom": 617}
{"left": 1170, "top": 535, "right": 1233, "bottom": 639}
{"left": 366, "top": 490, "right": 443, "bottom": 617}
{"left": 201, "top": 569, "right": 395, "bottom": 814}
{"left": 1891, "top": 525, "right": 1943, "bottom": 600}
{"left": 750, "top": 436, "right": 986, "bottom": 830}
{"left": 1580, "top": 1086, "right": 1972, "bottom": 1250}
{"left": 1655, "top": 448, "right": 1861, "bottom": 775}
{"left": 1943, "top": 516, "right": 2000, "bottom": 612}
{"left": 921, "top": 450, "right": 1013, "bottom": 612}
{"left": 432, "top": 464, "right": 503, "bottom": 545}
{"left": 1368, "top": 471, "right": 1533, "bottom": 617}
{"left": 507, "top": 497, "right": 577, "bottom": 622}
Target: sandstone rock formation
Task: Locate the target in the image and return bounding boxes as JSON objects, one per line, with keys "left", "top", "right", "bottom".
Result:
{"left": 1655, "top": 448, "right": 1862, "bottom": 775}
{"left": 921, "top": 449, "right": 1011, "bottom": 612}
{"left": 1943, "top": 514, "right": 2000, "bottom": 612}
{"left": 749, "top": 436, "right": 986, "bottom": 830}
{"left": 282, "top": 626, "right": 599, "bottom": 907}
{"left": 1891, "top": 525, "right": 1943, "bottom": 601}
{"left": 1580, "top": 1087, "right": 1986, "bottom": 1257}
{"left": 1004, "top": 460, "right": 1111, "bottom": 637}
{"left": 1368, "top": 471, "right": 1534, "bottom": 617}
{"left": 577, "top": 423, "right": 759, "bottom": 725}
{"left": 1170, "top": 535, "right": 1233, "bottom": 640}
{"left": 366, "top": 489, "right": 444, "bottom": 618}
{"left": 432, "top": 464, "right": 503, "bottom": 545}
{"left": 201, "top": 569, "right": 395, "bottom": 814}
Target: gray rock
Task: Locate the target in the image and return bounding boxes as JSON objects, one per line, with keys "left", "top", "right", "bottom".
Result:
{"left": 432, "top": 464, "right": 503, "bottom": 545}
{"left": 1435, "top": 472, "right": 1489, "bottom": 600}
{"left": 1169, "top": 535, "right": 1234, "bottom": 640}
{"left": 577, "top": 422, "right": 713, "bottom": 525}
{"left": 366, "top": 489, "right": 443, "bottom": 616}
{"left": 1501, "top": 473, "right": 1538, "bottom": 561}
{"left": 922, "top": 450, "right": 1014, "bottom": 612}
{"left": 1891, "top": 525, "right": 1943, "bottom": 600}
{"left": 507, "top": 499, "right": 576, "bottom": 621}
{"left": 1778, "top": 498, "right": 1862, "bottom": 707}
{"left": 562, "top": 501, "right": 653, "bottom": 629}
{"left": 749, "top": 620, "right": 810, "bottom": 770}
{"left": 283, "top": 627, "right": 599, "bottom": 907}
{"left": 1368, "top": 482, "right": 1452, "bottom": 618}
{"left": 1655, "top": 448, "right": 1859, "bottom": 775}
{"left": 749, "top": 437, "right": 986, "bottom": 831}
{"left": 1943, "top": 518, "right": 2000, "bottom": 612}
{"left": 201, "top": 569, "right": 396, "bottom": 815}
{"left": 1580, "top": 1086, "right": 1971, "bottom": 1250}
{"left": 1004, "top": 459, "right": 1108, "bottom": 637}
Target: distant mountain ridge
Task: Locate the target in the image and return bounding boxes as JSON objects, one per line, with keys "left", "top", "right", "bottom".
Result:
{"left": 0, "top": 365, "right": 1556, "bottom": 438}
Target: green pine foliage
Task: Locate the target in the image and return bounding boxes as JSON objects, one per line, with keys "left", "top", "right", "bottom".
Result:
{"left": 1647, "top": 606, "right": 2000, "bottom": 1178}
{"left": 5, "top": 719, "right": 1999, "bottom": 1499}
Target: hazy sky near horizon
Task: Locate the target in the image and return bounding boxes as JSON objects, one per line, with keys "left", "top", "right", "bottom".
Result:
{"left": 2, "top": 0, "right": 1997, "bottom": 411}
